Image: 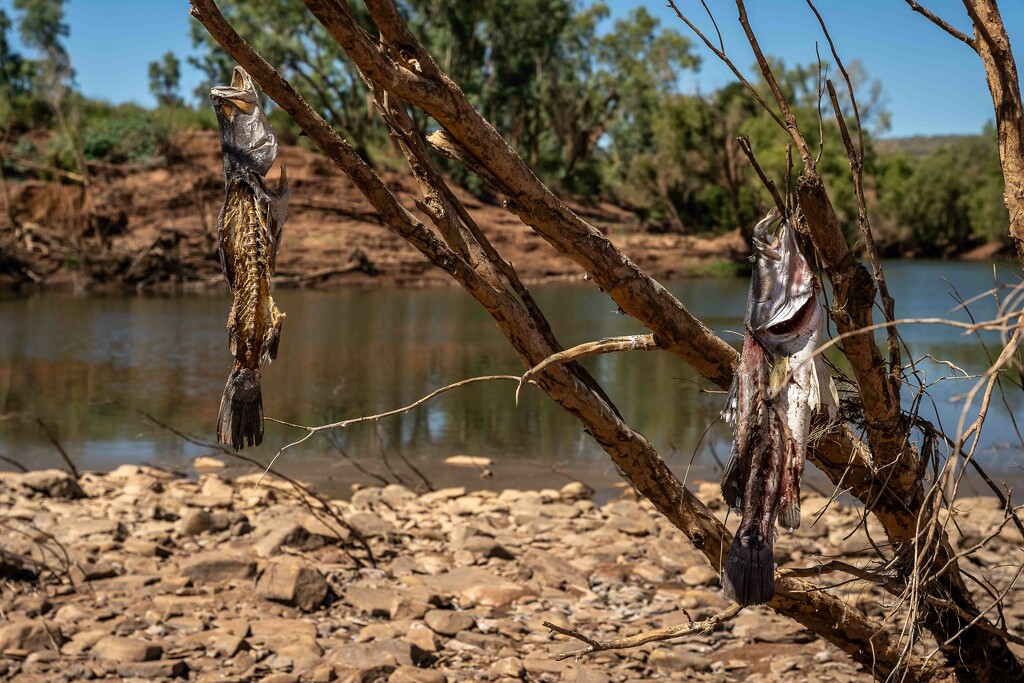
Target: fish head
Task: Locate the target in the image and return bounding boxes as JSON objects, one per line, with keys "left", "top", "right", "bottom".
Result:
{"left": 748, "top": 210, "right": 820, "bottom": 352}
{"left": 211, "top": 66, "right": 278, "bottom": 178}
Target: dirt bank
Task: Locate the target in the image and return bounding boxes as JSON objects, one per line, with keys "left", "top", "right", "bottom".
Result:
{"left": 0, "top": 131, "right": 747, "bottom": 291}
{"left": 3, "top": 461, "right": 1020, "bottom": 681}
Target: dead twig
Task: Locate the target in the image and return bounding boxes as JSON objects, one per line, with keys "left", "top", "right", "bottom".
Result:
{"left": 544, "top": 603, "right": 742, "bottom": 661}
{"left": 515, "top": 335, "right": 657, "bottom": 405}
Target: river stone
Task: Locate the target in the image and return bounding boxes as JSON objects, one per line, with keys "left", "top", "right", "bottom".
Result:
{"left": 348, "top": 512, "right": 397, "bottom": 538}
{"left": 730, "top": 612, "right": 812, "bottom": 643}
{"left": 390, "top": 665, "right": 447, "bottom": 683}
{"left": 178, "top": 509, "right": 213, "bottom": 536}
{"left": 403, "top": 624, "right": 439, "bottom": 653}
{"left": 92, "top": 636, "right": 163, "bottom": 662}
{"left": 681, "top": 563, "right": 718, "bottom": 587}
{"left": 21, "top": 469, "right": 85, "bottom": 499}
{"left": 254, "top": 521, "right": 313, "bottom": 557}
{"left": 490, "top": 656, "right": 525, "bottom": 678}
{"left": 180, "top": 551, "right": 255, "bottom": 584}
{"left": 604, "top": 500, "right": 656, "bottom": 536}
{"left": 421, "top": 568, "right": 531, "bottom": 608}
{"left": 423, "top": 609, "right": 475, "bottom": 636}
{"left": 328, "top": 639, "right": 429, "bottom": 669}
{"left": 559, "top": 481, "right": 594, "bottom": 501}
{"left": 0, "top": 619, "right": 65, "bottom": 655}
{"left": 194, "top": 456, "right": 227, "bottom": 470}
{"left": 117, "top": 659, "right": 188, "bottom": 678}
{"left": 344, "top": 587, "right": 396, "bottom": 617}
{"left": 256, "top": 559, "right": 329, "bottom": 612}
{"left": 249, "top": 618, "right": 318, "bottom": 642}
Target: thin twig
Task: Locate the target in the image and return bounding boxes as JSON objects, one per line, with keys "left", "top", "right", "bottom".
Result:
{"left": 544, "top": 603, "right": 742, "bottom": 661}
{"left": 904, "top": 1, "right": 976, "bottom": 50}
{"left": 515, "top": 336, "right": 657, "bottom": 405}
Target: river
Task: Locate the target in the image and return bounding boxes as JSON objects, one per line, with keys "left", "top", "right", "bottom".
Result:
{"left": 1, "top": 260, "right": 1021, "bottom": 499}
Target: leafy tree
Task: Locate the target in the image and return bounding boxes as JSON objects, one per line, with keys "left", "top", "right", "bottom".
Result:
{"left": 148, "top": 51, "right": 182, "bottom": 109}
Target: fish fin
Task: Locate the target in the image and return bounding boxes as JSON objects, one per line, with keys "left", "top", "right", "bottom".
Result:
{"left": 721, "top": 376, "right": 739, "bottom": 426}
{"left": 721, "top": 441, "right": 744, "bottom": 510}
{"left": 722, "top": 532, "right": 775, "bottom": 606}
{"left": 269, "top": 166, "right": 289, "bottom": 272}
{"left": 810, "top": 356, "right": 839, "bottom": 418}
{"left": 779, "top": 497, "right": 801, "bottom": 530}
{"left": 261, "top": 313, "right": 284, "bottom": 365}
{"left": 217, "top": 368, "right": 264, "bottom": 450}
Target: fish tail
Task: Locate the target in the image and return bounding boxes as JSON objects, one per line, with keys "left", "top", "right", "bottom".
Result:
{"left": 723, "top": 529, "right": 775, "bottom": 606}
{"left": 217, "top": 367, "right": 264, "bottom": 450}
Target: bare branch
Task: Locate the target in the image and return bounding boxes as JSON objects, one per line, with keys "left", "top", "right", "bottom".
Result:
{"left": 545, "top": 604, "right": 742, "bottom": 661}
{"left": 904, "top": 1, "right": 977, "bottom": 49}
{"left": 516, "top": 335, "right": 657, "bottom": 404}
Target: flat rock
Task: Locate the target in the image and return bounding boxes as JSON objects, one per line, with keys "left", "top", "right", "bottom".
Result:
{"left": 329, "top": 639, "right": 430, "bottom": 669}
{"left": 250, "top": 618, "right": 318, "bottom": 642}
{"left": 731, "top": 612, "right": 812, "bottom": 643}
{"left": 194, "top": 456, "right": 227, "bottom": 470}
{"left": 180, "top": 551, "right": 255, "bottom": 584}
{"left": 256, "top": 559, "right": 329, "bottom": 612}
{"left": 421, "top": 568, "right": 531, "bottom": 608}
{"left": 424, "top": 609, "right": 475, "bottom": 636}
{"left": 681, "top": 564, "right": 718, "bottom": 587}
{"left": 344, "top": 586, "right": 397, "bottom": 617}
{"left": 604, "top": 500, "right": 656, "bottom": 536}
{"left": 116, "top": 659, "right": 188, "bottom": 678}
{"left": 92, "top": 636, "right": 163, "bottom": 662}
{"left": 444, "top": 455, "right": 492, "bottom": 468}
{"left": 348, "top": 512, "right": 397, "bottom": 538}
{"left": 390, "top": 665, "right": 447, "bottom": 683}
{"left": 490, "top": 656, "right": 525, "bottom": 678}
{"left": 0, "top": 620, "right": 65, "bottom": 655}
{"left": 22, "top": 469, "right": 85, "bottom": 499}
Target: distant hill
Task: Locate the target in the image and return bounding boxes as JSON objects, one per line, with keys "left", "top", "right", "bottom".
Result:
{"left": 875, "top": 134, "right": 983, "bottom": 159}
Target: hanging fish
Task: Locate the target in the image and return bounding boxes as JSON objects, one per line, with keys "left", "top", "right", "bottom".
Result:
{"left": 210, "top": 66, "right": 290, "bottom": 450}
{"left": 720, "top": 208, "right": 837, "bottom": 606}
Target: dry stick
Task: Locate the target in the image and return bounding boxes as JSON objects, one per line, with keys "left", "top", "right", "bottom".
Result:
{"left": 544, "top": 603, "right": 743, "bottom": 661}
{"left": 266, "top": 374, "right": 520, "bottom": 475}
{"left": 35, "top": 418, "right": 79, "bottom": 479}
{"left": 0, "top": 454, "right": 28, "bottom": 473}
{"left": 809, "top": 0, "right": 900, "bottom": 373}
{"left": 515, "top": 335, "right": 658, "bottom": 405}
{"left": 132, "top": 407, "right": 375, "bottom": 567}
{"left": 903, "top": 1, "right": 976, "bottom": 48}
{"left": 736, "top": 136, "right": 785, "bottom": 218}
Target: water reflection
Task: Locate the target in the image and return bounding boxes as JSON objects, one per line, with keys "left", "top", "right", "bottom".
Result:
{"left": 0, "top": 260, "right": 1021, "bottom": 497}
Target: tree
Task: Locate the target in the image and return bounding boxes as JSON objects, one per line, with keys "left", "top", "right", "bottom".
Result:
{"left": 148, "top": 51, "right": 183, "bottom": 109}
{"left": 11, "top": 0, "right": 87, "bottom": 183}
{"left": 906, "top": 0, "right": 1024, "bottom": 266}
{"left": 189, "top": 0, "right": 1024, "bottom": 679}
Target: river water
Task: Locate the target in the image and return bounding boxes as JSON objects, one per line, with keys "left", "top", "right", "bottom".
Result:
{"left": 1, "top": 260, "right": 1022, "bottom": 499}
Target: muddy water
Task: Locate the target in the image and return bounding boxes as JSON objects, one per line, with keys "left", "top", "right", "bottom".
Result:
{"left": 1, "top": 260, "right": 1022, "bottom": 499}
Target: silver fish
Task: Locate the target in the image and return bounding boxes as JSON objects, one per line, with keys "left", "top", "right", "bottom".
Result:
{"left": 721, "top": 209, "right": 837, "bottom": 606}
{"left": 211, "top": 66, "right": 290, "bottom": 450}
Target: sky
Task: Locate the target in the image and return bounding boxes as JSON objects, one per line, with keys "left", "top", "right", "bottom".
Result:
{"left": 2, "top": 0, "right": 1022, "bottom": 139}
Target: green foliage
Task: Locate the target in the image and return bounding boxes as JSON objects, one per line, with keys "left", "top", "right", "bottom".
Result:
{"left": 148, "top": 51, "right": 182, "bottom": 109}
{"left": 875, "top": 126, "right": 1008, "bottom": 253}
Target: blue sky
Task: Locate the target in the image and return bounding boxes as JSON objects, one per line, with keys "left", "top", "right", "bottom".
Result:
{"left": 3, "top": 0, "right": 1022, "bottom": 138}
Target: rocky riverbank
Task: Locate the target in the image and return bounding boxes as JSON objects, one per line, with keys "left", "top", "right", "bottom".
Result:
{"left": 1, "top": 462, "right": 1019, "bottom": 682}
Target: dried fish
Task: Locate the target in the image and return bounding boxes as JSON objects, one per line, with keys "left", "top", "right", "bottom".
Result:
{"left": 211, "top": 66, "right": 290, "bottom": 450}
{"left": 721, "top": 209, "right": 837, "bottom": 606}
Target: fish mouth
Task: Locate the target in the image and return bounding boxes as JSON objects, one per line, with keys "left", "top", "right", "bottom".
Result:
{"left": 750, "top": 212, "right": 819, "bottom": 340}
{"left": 211, "top": 66, "right": 259, "bottom": 117}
